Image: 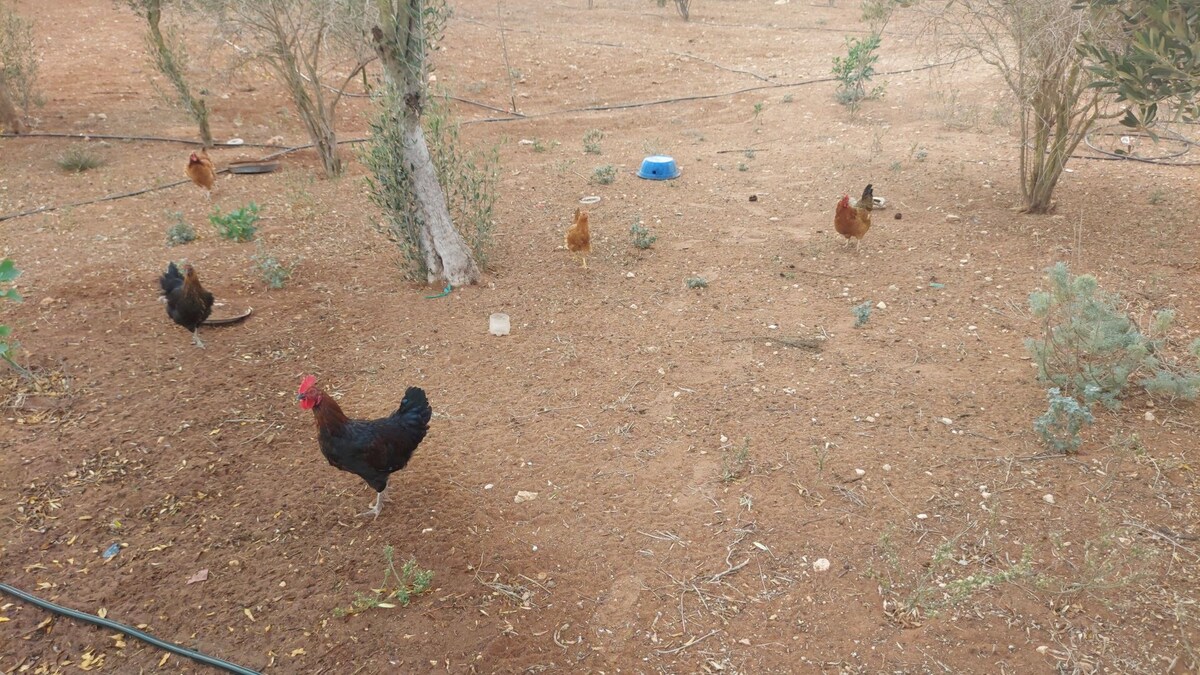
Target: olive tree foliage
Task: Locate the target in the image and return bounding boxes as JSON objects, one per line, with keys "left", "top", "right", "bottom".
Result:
{"left": 189, "top": 0, "right": 377, "bottom": 177}
{"left": 124, "top": 0, "right": 213, "bottom": 146}
{"left": 365, "top": 0, "right": 480, "bottom": 286}
{"left": 0, "top": 0, "right": 38, "bottom": 133}
{"left": 1075, "top": 0, "right": 1200, "bottom": 133}
{"left": 917, "top": 0, "right": 1122, "bottom": 213}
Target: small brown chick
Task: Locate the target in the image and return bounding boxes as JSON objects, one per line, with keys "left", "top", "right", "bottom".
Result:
{"left": 186, "top": 149, "right": 216, "bottom": 197}
{"left": 565, "top": 207, "right": 591, "bottom": 268}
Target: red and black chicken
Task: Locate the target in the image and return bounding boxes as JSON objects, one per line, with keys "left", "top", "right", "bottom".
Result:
{"left": 297, "top": 375, "right": 432, "bottom": 518}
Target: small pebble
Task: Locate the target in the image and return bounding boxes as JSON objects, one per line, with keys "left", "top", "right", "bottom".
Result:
{"left": 1043, "top": 494, "right": 1056, "bottom": 505}
{"left": 812, "top": 558, "right": 831, "bottom": 572}
{"left": 894, "top": 212, "right": 902, "bottom": 220}
{"left": 1144, "top": 411, "right": 1156, "bottom": 421}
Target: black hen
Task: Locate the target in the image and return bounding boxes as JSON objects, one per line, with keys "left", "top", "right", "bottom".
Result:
{"left": 297, "top": 375, "right": 432, "bottom": 518}
{"left": 160, "top": 262, "right": 214, "bottom": 348}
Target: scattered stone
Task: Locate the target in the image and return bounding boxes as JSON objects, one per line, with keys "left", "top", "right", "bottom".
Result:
{"left": 515, "top": 490, "right": 539, "bottom": 503}
{"left": 1043, "top": 494, "right": 1056, "bottom": 505}
{"left": 812, "top": 558, "right": 830, "bottom": 572}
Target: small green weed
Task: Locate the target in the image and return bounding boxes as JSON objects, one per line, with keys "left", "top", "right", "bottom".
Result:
{"left": 251, "top": 245, "right": 294, "bottom": 289}
{"left": 685, "top": 276, "right": 708, "bottom": 289}
{"left": 583, "top": 128, "right": 604, "bottom": 155}
{"left": 56, "top": 146, "right": 105, "bottom": 173}
{"left": 852, "top": 300, "right": 872, "bottom": 328}
{"left": 630, "top": 221, "right": 657, "bottom": 249}
{"left": 737, "top": 163, "right": 749, "bottom": 172}
{"left": 591, "top": 164, "right": 617, "bottom": 185}
{"left": 531, "top": 138, "right": 548, "bottom": 153}
{"left": 1147, "top": 189, "right": 1166, "bottom": 205}
{"left": 333, "top": 546, "right": 434, "bottom": 617}
{"left": 721, "top": 437, "right": 752, "bottom": 483}
{"left": 1034, "top": 388, "right": 1095, "bottom": 454}
{"left": 165, "top": 212, "right": 196, "bottom": 247}
{"left": 209, "top": 203, "right": 260, "bottom": 242}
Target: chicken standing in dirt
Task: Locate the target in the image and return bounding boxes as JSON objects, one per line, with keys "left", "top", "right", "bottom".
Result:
{"left": 185, "top": 149, "right": 215, "bottom": 197}
{"left": 160, "top": 262, "right": 214, "bottom": 348}
{"left": 159, "top": 262, "right": 251, "bottom": 348}
{"left": 834, "top": 184, "right": 874, "bottom": 250}
{"left": 297, "top": 375, "right": 432, "bottom": 518}
{"left": 565, "top": 207, "right": 591, "bottom": 268}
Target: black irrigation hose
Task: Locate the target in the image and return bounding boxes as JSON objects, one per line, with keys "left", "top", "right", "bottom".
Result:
{"left": 0, "top": 583, "right": 261, "bottom": 675}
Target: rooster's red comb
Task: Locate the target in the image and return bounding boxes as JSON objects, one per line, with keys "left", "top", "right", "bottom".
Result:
{"left": 298, "top": 375, "right": 317, "bottom": 394}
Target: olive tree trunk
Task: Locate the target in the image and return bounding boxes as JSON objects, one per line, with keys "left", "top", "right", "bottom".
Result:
{"left": 0, "top": 71, "right": 24, "bottom": 134}
{"left": 371, "top": 0, "right": 479, "bottom": 286}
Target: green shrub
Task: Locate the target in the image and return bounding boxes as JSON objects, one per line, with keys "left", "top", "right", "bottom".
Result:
{"left": 209, "top": 203, "right": 260, "bottom": 242}
{"left": 583, "top": 128, "right": 603, "bottom": 154}
{"left": 630, "top": 221, "right": 656, "bottom": 249}
{"left": 591, "top": 164, "right": 616, "bottom": 185}
{"left": 56, "top": 146, "right": 105, "bottom": 173}
{"left": 1034, "top": 387, "right": 1095, "bottom": 454}
{"left": 165, "top": 212, "right": 196, "bottom": 247}
{"left": 251, "top": 245, "right": 294, "bottom": 289}
{"left": 1026, "top": 262, "right": 1200, "bottom": 410}
{"left": 852, "top": 300, "right": 872, "bottom": 328}
{"left": 832, "top": 34, "right": 884, "bottom": 110}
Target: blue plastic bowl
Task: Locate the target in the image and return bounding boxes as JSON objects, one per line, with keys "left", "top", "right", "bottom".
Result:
{"left": 637, "top": 155, "right": 679, "bottom": 180}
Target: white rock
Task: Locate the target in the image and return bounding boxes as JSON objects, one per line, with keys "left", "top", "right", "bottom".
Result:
{"left": 812, "top": 558, "right": 831, "bottom": 572}
{"left": 1144, "top": 411, "right": 1156, "bottom": 421}
{"left": 855, "top": 468, "right": 866, "bottom": 477}
{"left": 882, "top": 464, "right": 891, "bottom": 471}
{"left": 917, "top": 513, "right": 928, "bottom": 520}
{"left": 514, "top": 490, "right": 539, "bottom": 503}
{"left": 876, "top": 301, "right": 887, "bottom": 310}
{"left": 1043, "top": 494, "right": 1056, "bottom": 505}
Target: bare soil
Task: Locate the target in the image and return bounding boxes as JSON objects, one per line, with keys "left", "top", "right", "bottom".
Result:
{"left": 2, "top": 1, "right": 1199, "bottom": 673}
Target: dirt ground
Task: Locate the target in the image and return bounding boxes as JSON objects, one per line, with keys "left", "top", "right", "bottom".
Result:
{"left": 2, "top": 0, "right": 1199, "bottom": 673}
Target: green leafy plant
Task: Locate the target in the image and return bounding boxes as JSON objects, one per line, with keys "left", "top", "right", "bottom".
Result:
{"left": 832, "top": 34, "right": 884, "bottom": 110}
{"left": 591, "top": 164, "right": 616, "bottom": 185}
{"left": 165, "top": 212, "right": 196, "bottom": 247}
{"left": 629, "top": 221, "right": 657, "bottom": 249}
{"left": 0, "top": 258, "right": 27, "bottom": 377}
{"left": 1035, "top": 387, "right": 1095, "bottom": 453}
{"left": 852, "top": 300, "right": 873, "bottom": 327}
{"left": 56, "top": 145, "right": 105, "bottom": 173}
{"left": 251, "top": 245, "right": 294, "bottom": 289}
{"left": 1026, "top": 262, "right": 1200, "bottom": 410}
{"left": 209, "top": 202, "right": 260, "bottom": 242}
{"left": 583, "top": 128, "right": 604, "bottom": 154}
{"left": 333, "top": 546, "right": 434, "bottom": 617}
{"left": 1076, "top": 0, "right": 1200, "bottom": 132}
{"left": 685, "top": 276, "right": 708, "bottom": 289}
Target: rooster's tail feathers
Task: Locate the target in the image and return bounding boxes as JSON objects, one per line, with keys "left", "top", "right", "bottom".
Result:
{"left": 160, "top": 262, "right": 184, "bottom": 295}
{"left": 860, "top": 184, "right": 875, "bottom": 209}
{"left": 396, "top": 387, "right": 432, "bottom": 425}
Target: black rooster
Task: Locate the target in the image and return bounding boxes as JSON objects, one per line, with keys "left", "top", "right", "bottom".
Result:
{"left": 297, "top": 375, "right": 432, "bottom": 518}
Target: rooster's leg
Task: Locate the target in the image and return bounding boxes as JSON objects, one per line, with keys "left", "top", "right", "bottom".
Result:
{"left": 191, "top": 328, "right": 206, "bottom": 349}
{"left": 359, "top": 487, "right": 386, "bottom": 519}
